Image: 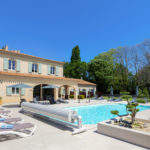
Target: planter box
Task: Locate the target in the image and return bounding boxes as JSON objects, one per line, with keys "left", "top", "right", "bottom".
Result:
{"left": 97, "top": 119, "right": 150, "bottom": 149}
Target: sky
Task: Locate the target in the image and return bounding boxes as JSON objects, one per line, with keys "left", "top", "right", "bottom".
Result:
{"left": 0, "top": 0, "right": 150, "bottom": 62}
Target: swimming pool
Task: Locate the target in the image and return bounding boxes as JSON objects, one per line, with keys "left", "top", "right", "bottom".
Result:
{"left": 67, "top": 104, "right": 150, "bottom": 125}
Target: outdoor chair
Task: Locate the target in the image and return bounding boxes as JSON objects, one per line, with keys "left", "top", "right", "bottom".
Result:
{"left": 0, "top": 123, "right": 36, "bottom": 138}
{"left": 130, "top": 97, "right": 137, "bottom": 103}
{"left": 57, "top": 98, "right": 69, "bottom": 104}
{"left": 108, "top": 97, "right": 116, "bottom": 102}
{"left": 0, "top": 117, "right": 24, "bottom": 124}
{"left": 0, "top": 110, "right": 12, "bottom": 117}
{"left": 114, "top": 98, "right": 122, "bottom": 102}
{"left": 98, "top": 96, "right": 104, "bottom": 100}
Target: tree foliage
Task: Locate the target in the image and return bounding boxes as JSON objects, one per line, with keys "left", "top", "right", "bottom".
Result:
{"left": 64, "top": 39, "right": 150, "bottom": 95}
{"left": 64, "top": 45, "right": 88, "bottom": 79}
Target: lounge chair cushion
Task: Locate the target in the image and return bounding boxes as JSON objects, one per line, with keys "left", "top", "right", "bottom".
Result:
{"left": 0, "top": 124, "right": 14, "bottom": 129}
{"left": 0, "top": 123, "right": 34, "bottom": 131}
{"left": 0, "top": 118, "right": 5, "bottom": 121}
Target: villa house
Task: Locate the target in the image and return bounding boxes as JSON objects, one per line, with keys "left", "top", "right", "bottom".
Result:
{"left": 0, "top": 46, "right": 96, "bottom": 103}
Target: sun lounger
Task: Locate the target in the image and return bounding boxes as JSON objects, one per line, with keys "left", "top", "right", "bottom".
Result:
{"left": 57, "top": 98, "right": 69, "bottom": 104}
{"left": 91, "top": 96, "right": 98, "bottom": 100}
{"left": 98, "top": 96, "right": 104, "bottom": 100}
{"left": 130, "top": 98, "right": 137, "bottom": 103}
{"left": 0, "top": 123, "right": 36, "bottom": 137}
{"left": 114, "top": 98, "right": 122, "bottom": 102}
{"left": 108, "top": 97, "right": 116, "bottom": 102}
{"left": 0, "top": 110, "right": 12, "bottom": 117}
{"left": 0, "top": 117, "right": 24, "bottom": 124}
{"left": 48, "top": 97, "right": 60, "bottom": 104}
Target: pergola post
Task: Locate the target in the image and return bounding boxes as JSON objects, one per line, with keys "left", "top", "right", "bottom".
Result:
{"left": 40, "top": 84, "right": 43, "bottom": 101}
{"left": 74, "top": 88, "right": 78, "bottom": 100}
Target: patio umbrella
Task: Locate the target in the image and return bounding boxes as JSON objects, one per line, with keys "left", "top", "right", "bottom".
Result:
{"left": 110, "top": 86, "right": 113, "bottom": 96}
{"left": 7, "top": 83, "right": 33, "bottom": 101}
{"left": 42, "top": 85, "right": 60, "bottom": 89}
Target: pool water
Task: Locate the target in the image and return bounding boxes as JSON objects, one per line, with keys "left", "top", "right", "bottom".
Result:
{"left": 67, "top": 104, "right": 150, "bottom": 125}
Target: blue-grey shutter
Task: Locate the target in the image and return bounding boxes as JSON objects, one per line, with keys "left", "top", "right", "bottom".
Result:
{"left": 56, "top": 66, "right": 59, "bottom": 76}
{"left": 16, "top": 60, "right": 20, "bottom": 72}
{"left": 3, "top": 58, "right": 8, "bottom": 70}
{"left": 6, "top": 87, "right": 12, "bottom": 96}
{"left": 21, "top": 88, "right": 25, "bottom": 96}
{"left": 38, "top": 64, "right": 42, "bottom": 74}
{"left": 48, "top": 65, "right": 51, "bottom": 75}
{"left": 28, "top": 62, "right": 32, "bottom": 73}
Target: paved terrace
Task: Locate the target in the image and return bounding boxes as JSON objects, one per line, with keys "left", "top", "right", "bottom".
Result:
{"left": 0, "top": 100, "right": 150, "bottom": 150}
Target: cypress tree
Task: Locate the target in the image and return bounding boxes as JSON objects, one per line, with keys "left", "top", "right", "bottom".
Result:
{"left": 71, "top": 45, "right": 81, "bottom": 63}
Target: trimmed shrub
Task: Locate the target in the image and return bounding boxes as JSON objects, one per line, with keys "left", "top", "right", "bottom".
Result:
{"left": 70, "top": 95, "right": 74, "bottom": 99}
{"left": 78, "top": 95, "right": 85, "bottom": 99}
{"left": 138, "top": 88, "right": 149, "bottom": 98}
{"left": 120, "top": 92, "right": 130, "bottom": 95}
{"left": 137, "top": 99, "right": 146, "bottom": 104}
{"left": 120, "top": 95, "right": 132, "bottom": 101}
{"left": 111, "top": 110, "right": 119, "bottom": 116}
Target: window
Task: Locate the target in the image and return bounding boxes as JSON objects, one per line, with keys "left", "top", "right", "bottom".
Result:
{"left": 51, "top": 66, "right": 55, "bottom": 74}
{"left": 32, "top": 64, "right": 38, "bottom": 72}
{"left": 9, "top": 60, "right": 16, "bottom": 70}
{"left": 12, "top": 88, "right": 19, "bottom": 95}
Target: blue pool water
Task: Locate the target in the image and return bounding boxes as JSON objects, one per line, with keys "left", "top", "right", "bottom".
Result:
{"left": 67, "top": 104, "right": 150, "bottom": 125}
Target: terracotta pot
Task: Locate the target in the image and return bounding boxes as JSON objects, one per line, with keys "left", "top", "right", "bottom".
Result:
{"left": 0, "top": 99, "right": 2, "bottom": 105}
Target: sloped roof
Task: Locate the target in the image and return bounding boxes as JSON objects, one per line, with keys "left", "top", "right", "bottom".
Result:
{"left": 0, "top": 49, "right": 64, "bottom": 65}
{"left": 0, "top": 71, "right": 96, "bottom": 86}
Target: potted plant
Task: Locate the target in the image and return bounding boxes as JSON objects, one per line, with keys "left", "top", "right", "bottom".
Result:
{"left": 0, "top": 97, "right": 2, "bottom": 105}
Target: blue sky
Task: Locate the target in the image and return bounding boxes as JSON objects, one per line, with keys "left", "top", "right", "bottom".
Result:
{"left": 0, "top": 0, "right": 150, "bottom": 62}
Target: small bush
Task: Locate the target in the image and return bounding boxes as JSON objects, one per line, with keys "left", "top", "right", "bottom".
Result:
{"left": 70, "top": 95, "right": 74, "bottom": 99}
{"left": 78, "top": 95, "right": 85, "bottom": 99}
{"left": 120, "top": 95, "right": 132, "bottom": 100}
{"left": 137, "top": 99, "right": 146, "bottom": 104}
{"left": 138, "top": 88, "right": 149, "bottom": 97}
{"left": 111, "top": 110, "right": 119, "bottom": 116}
{"left": 120, "top": 92, "right": 130, "bottom": 95}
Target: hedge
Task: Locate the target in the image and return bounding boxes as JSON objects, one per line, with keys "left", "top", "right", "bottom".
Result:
{"left": 70, "top": 95, "right": 74, "bottom": 99}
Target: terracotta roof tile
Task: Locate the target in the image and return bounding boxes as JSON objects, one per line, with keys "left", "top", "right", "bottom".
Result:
{"left": 0, "top": 71, "right": 96, "bottom": 86}
{"left": 0, "top": 49, "right": 64, "bottom": 65}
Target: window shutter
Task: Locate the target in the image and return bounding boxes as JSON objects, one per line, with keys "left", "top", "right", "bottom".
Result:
{"left": 6, "top": 87, "right": 12, "bottom": 96}
{"left": 56, "top": 66, "right": 59, "bottom": 76}
{"left": 21, "top": 88, "right": 25, "bottom": 96}
{"left": 28, "top": 62, "right": 32, "bottom": 73}
{"left": 3, "top": 58, "right": 8, "bottom": 70}
{"left": 16, "top": 60, "right": 20, "bottom": 72}
{"left": 38, "top": 64, "right": 42, "bottom": 74}
{"left": 48, "top": 65, "right": 51, "bottom": 75}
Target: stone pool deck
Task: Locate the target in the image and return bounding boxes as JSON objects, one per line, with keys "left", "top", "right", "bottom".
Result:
{"left": 0, "top": 100, "right": 150, "bottom": 150}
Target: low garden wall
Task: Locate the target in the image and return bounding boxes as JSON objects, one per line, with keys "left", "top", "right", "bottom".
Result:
{"left": 97, "top": 120, "right": 150, "bottom": 149}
